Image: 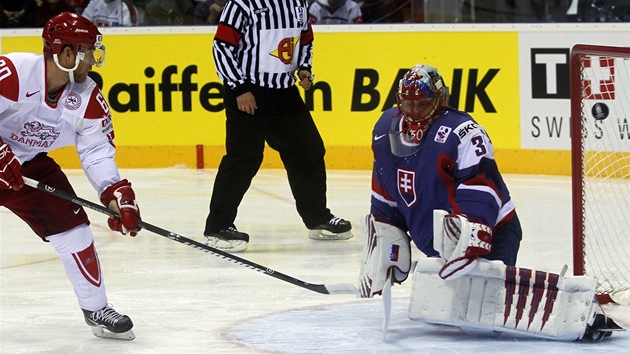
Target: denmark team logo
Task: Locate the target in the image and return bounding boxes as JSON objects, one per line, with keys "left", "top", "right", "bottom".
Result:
{"left": 397, "top": 168, "right": 417, "bottom": 207}
{"left": 64, "top": 92, "right": 82, "bottom": 110}
{"left": 21, "top": 121, "right": 60, "bottom": 140}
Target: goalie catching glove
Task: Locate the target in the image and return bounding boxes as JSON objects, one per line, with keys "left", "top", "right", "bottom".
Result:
{"left": 100, "top": 179, "right": 142, "bottom": 236}
{"left": 359, "top": 214, "right": 411, "bottom": 298}
{"left": 433, "top": 210, "right": 492, "bottom": 280}
{"left": 0, "top": 138, "right": 24, "bottom": 191}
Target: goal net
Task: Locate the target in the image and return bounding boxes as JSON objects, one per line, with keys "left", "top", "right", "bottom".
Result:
{"left": 570, "top": 44, "right": 630, "bottom": 305}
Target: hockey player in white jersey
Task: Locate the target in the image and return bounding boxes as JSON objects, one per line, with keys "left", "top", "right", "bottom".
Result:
{"left": 358, "top": 64, "right": 623, "bottom": 341}
{"left": 0, "top": 12, "right": 141, "bottom": 340}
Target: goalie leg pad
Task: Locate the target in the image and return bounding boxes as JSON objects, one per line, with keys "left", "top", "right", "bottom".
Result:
{"left": 358, "top": 214, "right": 411, "bottom": 298}
{"left": 408, "top": 258, "right": 599, "bottom": 341}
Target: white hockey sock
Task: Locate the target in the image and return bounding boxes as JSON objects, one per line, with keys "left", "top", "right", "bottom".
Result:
{"left": 46, "top": 224, "right": 107, "bottom": 312}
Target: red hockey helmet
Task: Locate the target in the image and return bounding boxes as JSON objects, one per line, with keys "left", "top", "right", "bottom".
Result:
{"left": 42, "top": 12, "right": 105, "bottom": 67}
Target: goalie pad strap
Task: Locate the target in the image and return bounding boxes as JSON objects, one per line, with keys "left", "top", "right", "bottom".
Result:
{"left": 408, "top": 258, "right": 598, "bottom": 341}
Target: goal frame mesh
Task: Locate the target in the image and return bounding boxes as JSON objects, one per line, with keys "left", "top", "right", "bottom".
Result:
{"left": 570, "top": 44, "right": 630, "bottom": 305}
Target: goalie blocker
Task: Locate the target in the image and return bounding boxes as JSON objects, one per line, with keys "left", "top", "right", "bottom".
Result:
{"left": 358, "top": 214, "right": 411, "bottom": 298}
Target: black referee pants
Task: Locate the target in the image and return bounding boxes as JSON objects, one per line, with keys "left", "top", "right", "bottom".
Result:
{"left": 205, "top": 85, "right": 333, "bottom": 233}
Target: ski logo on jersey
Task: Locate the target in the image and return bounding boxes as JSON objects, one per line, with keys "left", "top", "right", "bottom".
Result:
{"left": 397, "top": 168, "right": 417, "bottom": 207}
{"left": 434, "top": 125, "right": 452, "bottom": 143}
{"left": 64, "top": 92, "right": 82, "bottom": 110}
{"left": 270, "top": 36, "right": 300, "bottom": 65}
{"left": 455, "top": 122, "right": 480, "bottom": 140}
{"left": 20, "top": 121, "right": 60, "bottom": 141}
{"left": 296, "top": 6, "right": 307, "bottom": 27}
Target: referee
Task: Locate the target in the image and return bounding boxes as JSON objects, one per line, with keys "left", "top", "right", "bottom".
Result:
{"left": 204, "top": 0, "right": 353, "bottom": 252}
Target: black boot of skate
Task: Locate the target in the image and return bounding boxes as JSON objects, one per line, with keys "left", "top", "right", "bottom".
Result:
{"left": 82, "top": 305, "right": 135, "bottom": 340}
{"left": 205, "top": 225, "right": 249, "bottom": 252}
{"left": 582, "top": 313, "right": 625, "bottom": 341}
{"left": 308, "top": 216, "right": 353, "bottom": 240}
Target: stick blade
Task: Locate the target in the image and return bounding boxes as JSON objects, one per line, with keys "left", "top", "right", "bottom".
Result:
{"left": 324, "top": 283, "right": 360, "bottom": 296}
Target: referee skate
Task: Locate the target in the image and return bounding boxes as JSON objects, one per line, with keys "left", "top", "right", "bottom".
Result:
{"left": 308, "top": 216, "right": 354, "bottom": 240}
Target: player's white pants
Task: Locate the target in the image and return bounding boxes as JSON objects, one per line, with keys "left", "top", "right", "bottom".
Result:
{"left": 46, "top": 224, "right": 107, "bottom": 312}
{"left": 408, "top": 258, "right": 598, "bottom": 341}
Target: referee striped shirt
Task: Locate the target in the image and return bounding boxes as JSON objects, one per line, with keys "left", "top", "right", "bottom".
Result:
{"left": 213, "top": 0, "right": 314, "bottom": 94}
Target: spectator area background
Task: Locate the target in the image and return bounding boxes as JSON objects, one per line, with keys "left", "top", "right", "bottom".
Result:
{"left": 0, "top": 22, "right": 628, "bottom": 174}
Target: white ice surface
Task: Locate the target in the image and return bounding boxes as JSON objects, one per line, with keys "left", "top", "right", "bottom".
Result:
{"left": 1, "top": 169, "right": 628, "bottom": 353}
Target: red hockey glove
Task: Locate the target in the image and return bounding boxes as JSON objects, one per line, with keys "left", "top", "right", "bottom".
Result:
{"left": 100, "top": 179, "right": 142, "bottom": 236}
{"left": 0, "top": 141, "right": 24, "bottom": 191}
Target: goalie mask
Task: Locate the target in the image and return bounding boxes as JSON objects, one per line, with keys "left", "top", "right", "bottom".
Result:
{"left": 42, "top": 12, "right": 106, "bottom": 81}
{"left": 390, "top": 64, "right": 449, "bottom": 157}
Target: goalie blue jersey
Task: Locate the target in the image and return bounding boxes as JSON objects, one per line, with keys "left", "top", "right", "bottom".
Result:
{"left": 370, "top": 106, "right": 517, "bottom": 256}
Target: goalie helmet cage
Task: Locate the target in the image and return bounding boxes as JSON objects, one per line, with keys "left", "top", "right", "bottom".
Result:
{"left": 570, "top": 44, "right": 630, "bottom": 305}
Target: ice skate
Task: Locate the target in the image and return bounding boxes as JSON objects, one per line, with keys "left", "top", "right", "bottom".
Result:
{"left": 82, "top": 305, "right": 135, "bottom": 340}
{"left": 309, "top": 216, "right": 353, "bottom": 240}
{"left": 582, "top": 313, "right": 625, "bottom": 341}
{"left": 205, "top": 226, "right": 249, "bottom": 252}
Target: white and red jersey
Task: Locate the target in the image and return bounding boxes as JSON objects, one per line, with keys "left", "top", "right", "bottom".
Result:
{"left": 0, "top": 52, "right": 120, "bottom": 193}
{"left": 82, "top": 0, "right": 138, "bottom": 27}
{"left": 308, "top": 0, "right": 363, "bottom": 24}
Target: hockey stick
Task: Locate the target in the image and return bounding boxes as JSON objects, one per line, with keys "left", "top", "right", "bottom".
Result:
{"left": 23, "top": 177, "right": 359, "bottom": 296}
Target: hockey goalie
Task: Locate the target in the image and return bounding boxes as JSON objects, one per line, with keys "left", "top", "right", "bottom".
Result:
{"left": 358, "top": 63, "right": 623, "bottom": 341}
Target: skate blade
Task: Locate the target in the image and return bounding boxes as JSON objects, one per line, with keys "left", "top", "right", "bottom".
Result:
{"left": 206, "top": 237, "right": 248, "bottom": 252}
{"left": 308, "top": 230, "right": 354, "bottom": 240}
{"left": 91, "top": 326, "right": 135, "bottom": 340}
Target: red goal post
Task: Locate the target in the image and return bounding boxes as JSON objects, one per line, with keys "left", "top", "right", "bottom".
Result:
{"left": 570, "top": 44, "right": 630, "bottom": 305}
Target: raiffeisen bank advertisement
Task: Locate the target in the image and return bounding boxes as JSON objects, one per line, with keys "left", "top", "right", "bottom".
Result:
{"left": 1, "top": 24, "right": 628, "bottom": 173}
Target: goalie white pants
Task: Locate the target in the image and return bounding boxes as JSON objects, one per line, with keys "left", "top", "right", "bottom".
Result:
{"left": 408, "top": 258, "right": 598, "bottom": 341}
